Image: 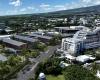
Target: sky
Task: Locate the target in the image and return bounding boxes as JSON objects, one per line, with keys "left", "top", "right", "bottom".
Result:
{"left": 0, "top": 0, "right": 100, "bottom": 16}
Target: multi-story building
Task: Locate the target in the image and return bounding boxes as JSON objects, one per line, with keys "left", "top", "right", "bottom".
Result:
{"left": 54, "top": 26, "right": 89, "bottom": 37}
{"left": 61, "top": 27, "right": 100, "bottom": 56}
{"left": 95, "top": 19, "right": 100, "bottom": 27}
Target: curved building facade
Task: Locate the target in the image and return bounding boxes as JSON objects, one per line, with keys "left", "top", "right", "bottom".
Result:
{"left": 61, "top": 27, "right": 100, "bottom": 56}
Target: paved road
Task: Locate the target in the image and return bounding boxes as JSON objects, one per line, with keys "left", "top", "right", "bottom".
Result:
{"left": 16, "top": 45, "right": 59, "bottom": 80}
{"left": 36, "top": 45, "right": 59, "bottom": 62}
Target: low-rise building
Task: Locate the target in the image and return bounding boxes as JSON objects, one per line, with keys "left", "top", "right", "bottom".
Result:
{"left": 76, "top": 55, "right": 95, "bottom": 63}
{"left": 2, "top": 39, "right": 27, "bottom": 51}
{"left": 0, "top": 35, "right": 11, "bottom": 40}
{"left": 12, "top": 35, "right": 38, "bottom": 48}
{"left": 27, "top": 32, "right": 52, "bottom": 43}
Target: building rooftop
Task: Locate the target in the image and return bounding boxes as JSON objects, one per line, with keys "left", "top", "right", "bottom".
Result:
{"left": 0, "top": 35, "right": 12, "bottom": 40}
{"left": 2, "top": 39, "right": 26, "bottom": 47}
{"left": 27, "top": 33, "right": 52, "bottom": 40}
{"left": 54, "top": 26, "right": 86, "bottom": 30}
{"left": 13, "top": 35, "right": 38, "bottom": 43}
{"left": 76, "top": 55, "right": 95, "bottom": 62}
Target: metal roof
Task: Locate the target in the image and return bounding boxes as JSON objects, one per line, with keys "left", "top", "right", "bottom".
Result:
{"left": 13, "top": 35, "right": 37, "bottom": 43}
{"left": 2, "top": 39, "right": 26, "bottom": 46}
{"left": 27, "top": 33, "right": 52, "bottom": 40}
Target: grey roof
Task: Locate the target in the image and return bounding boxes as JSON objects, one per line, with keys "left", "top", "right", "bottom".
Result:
{"left": 2, "top": 39, "right": 26, "bottom": 46}
{"left": 27, "top": 33, "right": 52, "bottom": 40}
{"left": 54, "top": 27, "right": 81, "bottom": 30}
{"left": 13, "top": 35, "right": 38, "bottom": 43}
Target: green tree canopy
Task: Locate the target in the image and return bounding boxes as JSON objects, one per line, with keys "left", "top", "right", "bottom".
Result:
{"left": 63, "top": 65, "right": 99, "bottom": 80}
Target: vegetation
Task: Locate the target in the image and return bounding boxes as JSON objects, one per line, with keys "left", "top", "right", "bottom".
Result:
{"left": 46, "top": 75, "right": 65, "bottom": 80}
{"left": 21, "top": 49, "right": 40, "bottom": 58}
{"left": 49, "top": 35, "right": 61, "bottom": 45}
{"left": 37, "top": 58, "right": 62, "bottom": 75}
{"left": 82, "top": 48, "right": 100, "bottom": 60}
{"left": 91, "top": 62, "right": 100, "bottom": 74}
{"left": 35, "top": 57, "right": 62, "bottom": 79}
{"left": 63, "top": 65, "right": 99, "bottom": 80}
{"left": 33, "top": 42, "right": 47, "bottom": 51}
{"left": 0, "top": 55, "right": 28, "bottom": 79}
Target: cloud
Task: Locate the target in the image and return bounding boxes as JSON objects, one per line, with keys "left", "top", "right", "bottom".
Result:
{"left": 38, "top": 0, "right": 100, "bottom": 13}
{"left": 40, "top": 3, "right": 50, "bottom": 8}
{"left": 27, "top": 6, "right": 35, "bottom": 10}
{"left": 39, "top": 3, "right": 52, "bottom": 11}
{"left": 9, "top": 0, "right": 21, "bottom": 7}
{"left": 54, "top": 5, "right": 66, "bottom": 10}
{"left": 5, "top": 0, "right": 100, "bottom": 15}
{"left": 20, "top": 8, "right": 26, "bottom": 12}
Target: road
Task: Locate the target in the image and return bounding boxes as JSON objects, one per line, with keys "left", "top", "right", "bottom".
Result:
{"left": 36, "top": 45, "right": 59, "bottom": 62}
{"left": 15, "top": 45, "right": 59, "bottom": 80}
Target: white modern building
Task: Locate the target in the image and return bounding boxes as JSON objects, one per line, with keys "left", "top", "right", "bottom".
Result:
{"left": 79, "top": 18, "right": 87, "bottom": 25}
{"left": 61, "top": 27, "right": 100, "bottom": 56}
{"left": 95, "top": 19, "right": 100, "bottom": 27}
{"left": 54, "top": 26, "right": 88, "bottom": 37}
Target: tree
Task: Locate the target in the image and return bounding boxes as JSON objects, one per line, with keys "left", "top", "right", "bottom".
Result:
{"left": 33, "top": 42, "right": 47, "bottom": 51}
{"left": 0, "top": 61, "right": 11, "bottom": 78}
{"left": 7, "top": 55, "right": 21, "bottom": 66}
{"left": 63, "top": 65, "right": 99, "bottom": 80}
{"left": 49, "top": 35, "right": 61, "bottom": 46}
{"left": 37, "top": 58, "right": 62, "bottom": 75}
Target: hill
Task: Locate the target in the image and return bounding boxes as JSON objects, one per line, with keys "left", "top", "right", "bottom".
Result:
{"left": 36, "top": 5, "right": 100, "bottom": 17}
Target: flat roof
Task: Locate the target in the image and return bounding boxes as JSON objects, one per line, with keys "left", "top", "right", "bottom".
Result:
{"left": 13, "top": 35, "right": 38, "bottom": 43}
{"left": 0, "top": 35, "right": 12, "bottom": 40}
{"left": 2, "top": 39, "right": 26, "bottom": 46}
{"left": 0, "top": 35, "right": 12, "bottom": 38}
{"left": 76, "top": 55, "right": 95, "bottom": 62}
{"left": 27, "top": 33, "right": 52, "bottom": 40}
{"left": 54, "top": 26, "right": 84, "bottom": 30}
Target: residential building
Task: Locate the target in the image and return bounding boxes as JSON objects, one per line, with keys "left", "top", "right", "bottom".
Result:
{"left": 95, "top": 19, "right": 100, "bottom": 27}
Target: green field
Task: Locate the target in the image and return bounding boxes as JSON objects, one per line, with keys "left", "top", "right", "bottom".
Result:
{"left": 46, "top": 75, "right": 65, "bottom": 80}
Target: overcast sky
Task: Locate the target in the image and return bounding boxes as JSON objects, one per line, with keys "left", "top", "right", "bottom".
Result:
{"left": 0, "top": 0, "right": 100, "bottom": 16}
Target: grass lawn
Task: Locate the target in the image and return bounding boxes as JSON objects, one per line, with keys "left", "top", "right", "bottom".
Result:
{"left": 46, "top": 75, "right": 65, "bottom": 80}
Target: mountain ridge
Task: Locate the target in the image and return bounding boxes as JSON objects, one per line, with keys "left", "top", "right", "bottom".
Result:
{"left": 1, "top": 5, "right": 100, "bottom": 17}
